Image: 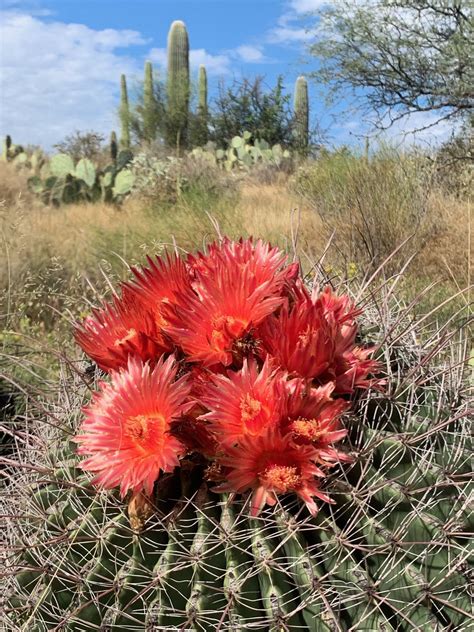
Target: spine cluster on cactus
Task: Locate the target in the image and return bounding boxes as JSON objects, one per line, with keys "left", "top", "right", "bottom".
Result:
{"left": 166, "top": 20, "right": 190, "bottom": 148}
{"left": 294, "top": 75, "right": 309, "bottom": 152}
{"left": 119, "top": 74, "right": 131, "bottom": 150}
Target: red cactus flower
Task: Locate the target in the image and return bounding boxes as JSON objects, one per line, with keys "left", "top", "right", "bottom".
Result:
{"left": 333, "top": 346, "right": 382, "bottom": 394}
{"left": 215, "top": 430, "right": 333, "bottom": 516}
{"left": 259, "top": 295, "right": 335, "bottom": 380}
{"left": 282, "top": 379, "right": 351, "bottom": 465}
{"left": 166, "top": 261, "right": 285, "bottom": 367}
{"left": 187, "top": 237, "right": 299, "bottom": 297}
{"left": 199, "top": 358, "right": 283, "bottom": 446}
{"left": 74, "top": 292, "right": 164, "bottom": 372}
{"left": 124, "top": 252, "right": 191, "bottom": 348}
{"left": 75, "top": 356, "right": 192, "bottom": 497}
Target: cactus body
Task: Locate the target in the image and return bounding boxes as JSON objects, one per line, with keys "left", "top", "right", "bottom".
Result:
{"left": 110, "top": 130, "right": 118, "bottom": 164}
{"left": 119, "top": 74, "right": 131, "bottom": 150}
{"left": 198, "top": 64, "right": 208, "bottom": 119}
{"left": 196, "top": 64, "right": 209, "bottom": 145}
{"left": 166, "top": 20, "right": 190, "bottom": 148}
{"left": 6, "top": 372, "right": 471, "bottom": 630}
{"left": 294, "top": 76, "right": 309, "bottom": 152}
{"left": 2, "top": 134, "right": 12, "bottom": 161}
{"left": 143, "top": 61, "right": 157, "bottom": 144}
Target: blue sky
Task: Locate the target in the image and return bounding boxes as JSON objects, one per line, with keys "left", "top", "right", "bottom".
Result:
{"left": 0, "top": 0, "right": 456, "bottom": 150}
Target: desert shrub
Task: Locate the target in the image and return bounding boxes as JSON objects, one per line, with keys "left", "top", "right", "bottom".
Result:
{"left": 53, "top": 130, "right": 106, "bottom": 164}
{"left": 129, "top": 152, "right": 239, "bottom": 209}
{"left": 292, "top": 146, "right": 444, "bottom": 270}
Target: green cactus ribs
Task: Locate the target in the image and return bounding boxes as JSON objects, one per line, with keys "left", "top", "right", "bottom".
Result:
{"left": 166, "top": 20, "right": 190, "bottom": 148}
{"left": 119, "top": 74, "right": 131, "bottom": 151}
{"left": 5, "top": 375, "right": 471, "bottom": 631}
{"left": 294, "top": 76, "right": 309, "bottom": 153}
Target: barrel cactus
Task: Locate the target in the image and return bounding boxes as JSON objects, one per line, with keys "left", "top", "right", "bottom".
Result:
{"left": 3, "top": 239, "right": 472, "bottom": 631}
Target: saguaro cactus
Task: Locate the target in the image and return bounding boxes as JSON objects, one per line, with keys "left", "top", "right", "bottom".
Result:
{"left": 143, "top": 61, "right": 158, "bottom": 144}
{"left": 2, "top": 134, "right": 12, "bottom": 161}
{"left": 198, "top": 64, "right": 208, "bottom": 119}
{"left": 192, "top": 64, "right": 209, "bottom": 146}
{"left": 166, "top": 20, "right": 190, "bottom": 148}
{"left": 119, "top": 74, "right": 131, "bottom": 150}
{"left": 294, "top": 76, "right": 309, "bottom": 152}
{"left": 110, "top": 131, "right": 118, "bottom": 164}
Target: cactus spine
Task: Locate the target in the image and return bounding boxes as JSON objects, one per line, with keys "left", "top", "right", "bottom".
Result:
{"left": 143, "top": 61, "right": 157, "bottom": 144}
{"left": 294, "top": 76, "right": 309, "bottom": 152}
{"left": 166, "top": 20, "right": 190, "bottom": 149}
{"left": 119, "top": 74, "right": 131, "bottom": 150}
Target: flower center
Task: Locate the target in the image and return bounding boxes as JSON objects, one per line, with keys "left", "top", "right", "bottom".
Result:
{"left": 124, "top": 413, "right": 166, "bottom": 449}
{"left": 260, "top": 465, "right": 302, "bottom": 493}
{"left": 114, "top": 328, "right": 137, "bottom": 347}
{"left": 291, "top": 418, "right": 323, "bottom": 441}
{"left": 210, "top": 315, "right": 246, "bottom": 352}
{"left": 240, "top": 394, "right": 268, "bottom": 433}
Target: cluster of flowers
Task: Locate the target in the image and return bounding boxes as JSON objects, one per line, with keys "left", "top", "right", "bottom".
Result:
{"left": 74, "top": 238, "right": 379, "bottom": 516}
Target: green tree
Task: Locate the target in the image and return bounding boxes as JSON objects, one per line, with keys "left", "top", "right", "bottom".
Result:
{"left": 129, "top": 73, "right": 167, "bottom": 146}
{"left": 308, "top": 0, "right": 473, "bottom": 131}
{"left": 210, "top": 76, "right": 295, "bottom": 146}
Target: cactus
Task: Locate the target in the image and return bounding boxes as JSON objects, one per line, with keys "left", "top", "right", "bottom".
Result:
{"left": 27, "top": 151, "right": 134, "bottom": 205}
{"left": 192, "top": 133, "right": 291, "bottom": 170}
{"left": 4, "top": 276, "right": 472, "bottom": 630}
{"left": 143, "top": 61, "right": 157, "bottom": 144}
{"left": 2, "top": 134, "right": 12, "bottom": 160}
{"left": 198, "top": 65, "right": 208, "bottom": 119}
{"left": 119, "top": 74, "right": 131, "bottom": 150}
{"left": 294, "top": 76, "right": 309, "bottom": 152}
{"left": 191, "top": 64, "right": 209, "bottom": 146}
{"left": 110, "top": 130, "right": 118, "bottom": 164}
{"left": 166, "top": 20, "right": 190, "bottom": 148}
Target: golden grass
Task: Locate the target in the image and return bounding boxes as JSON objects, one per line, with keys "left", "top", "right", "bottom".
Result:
{"left": 0, "top": 159, "right": 470, "bottom": 333}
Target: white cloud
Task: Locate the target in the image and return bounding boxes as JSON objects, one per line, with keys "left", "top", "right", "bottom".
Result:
{"left": 234, "top": 45, "right": 264, "bottom": 63}
{"left": 267, "top": 12, "right": 313, "bottom": 44}
{"left": 378, "top": 111, "right": 461, "bottom": 148}
{"left": 0, "top": 11, "right": 145, "bottom": 148}
{"left": 289, "top": 0, "right": 329, "bottom": 12}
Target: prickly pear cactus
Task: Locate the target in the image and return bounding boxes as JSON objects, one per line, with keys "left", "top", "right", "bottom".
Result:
{"left": 3, "top": 288, "right": 472, "bottom": 631}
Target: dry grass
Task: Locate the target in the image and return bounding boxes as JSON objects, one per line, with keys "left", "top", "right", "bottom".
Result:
{"left": 0, "top": 155, "right": 471, "bottom": 354}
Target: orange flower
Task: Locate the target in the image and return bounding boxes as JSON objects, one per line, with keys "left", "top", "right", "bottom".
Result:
{"left": 199, "top": 358, "right": 283, "bottom": 446}
{"left": 259, "top": 295, "right": 335, "bottom": 380}
{"left": 124, "top": 252, "right": 191, "bottom": 347}
{"left": 75, "top": 356, "right": 192, "bottom": 497}
{"left": 166, "top": 259, "right": 285, "bottom": 367}
{"left": 282, "top": 379, "right": 351, "bottom": 465}
{"left": 332, "top": 346, "right": 382, "bottom": 394}
{"left": 187, "top": 237, "right": 299, "bottom": 297}
{"left": 74, "top": 291, "right": 164, "bottom": 372}
{"left": 216, "top": 430, "right": 332, "bottom": 516}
